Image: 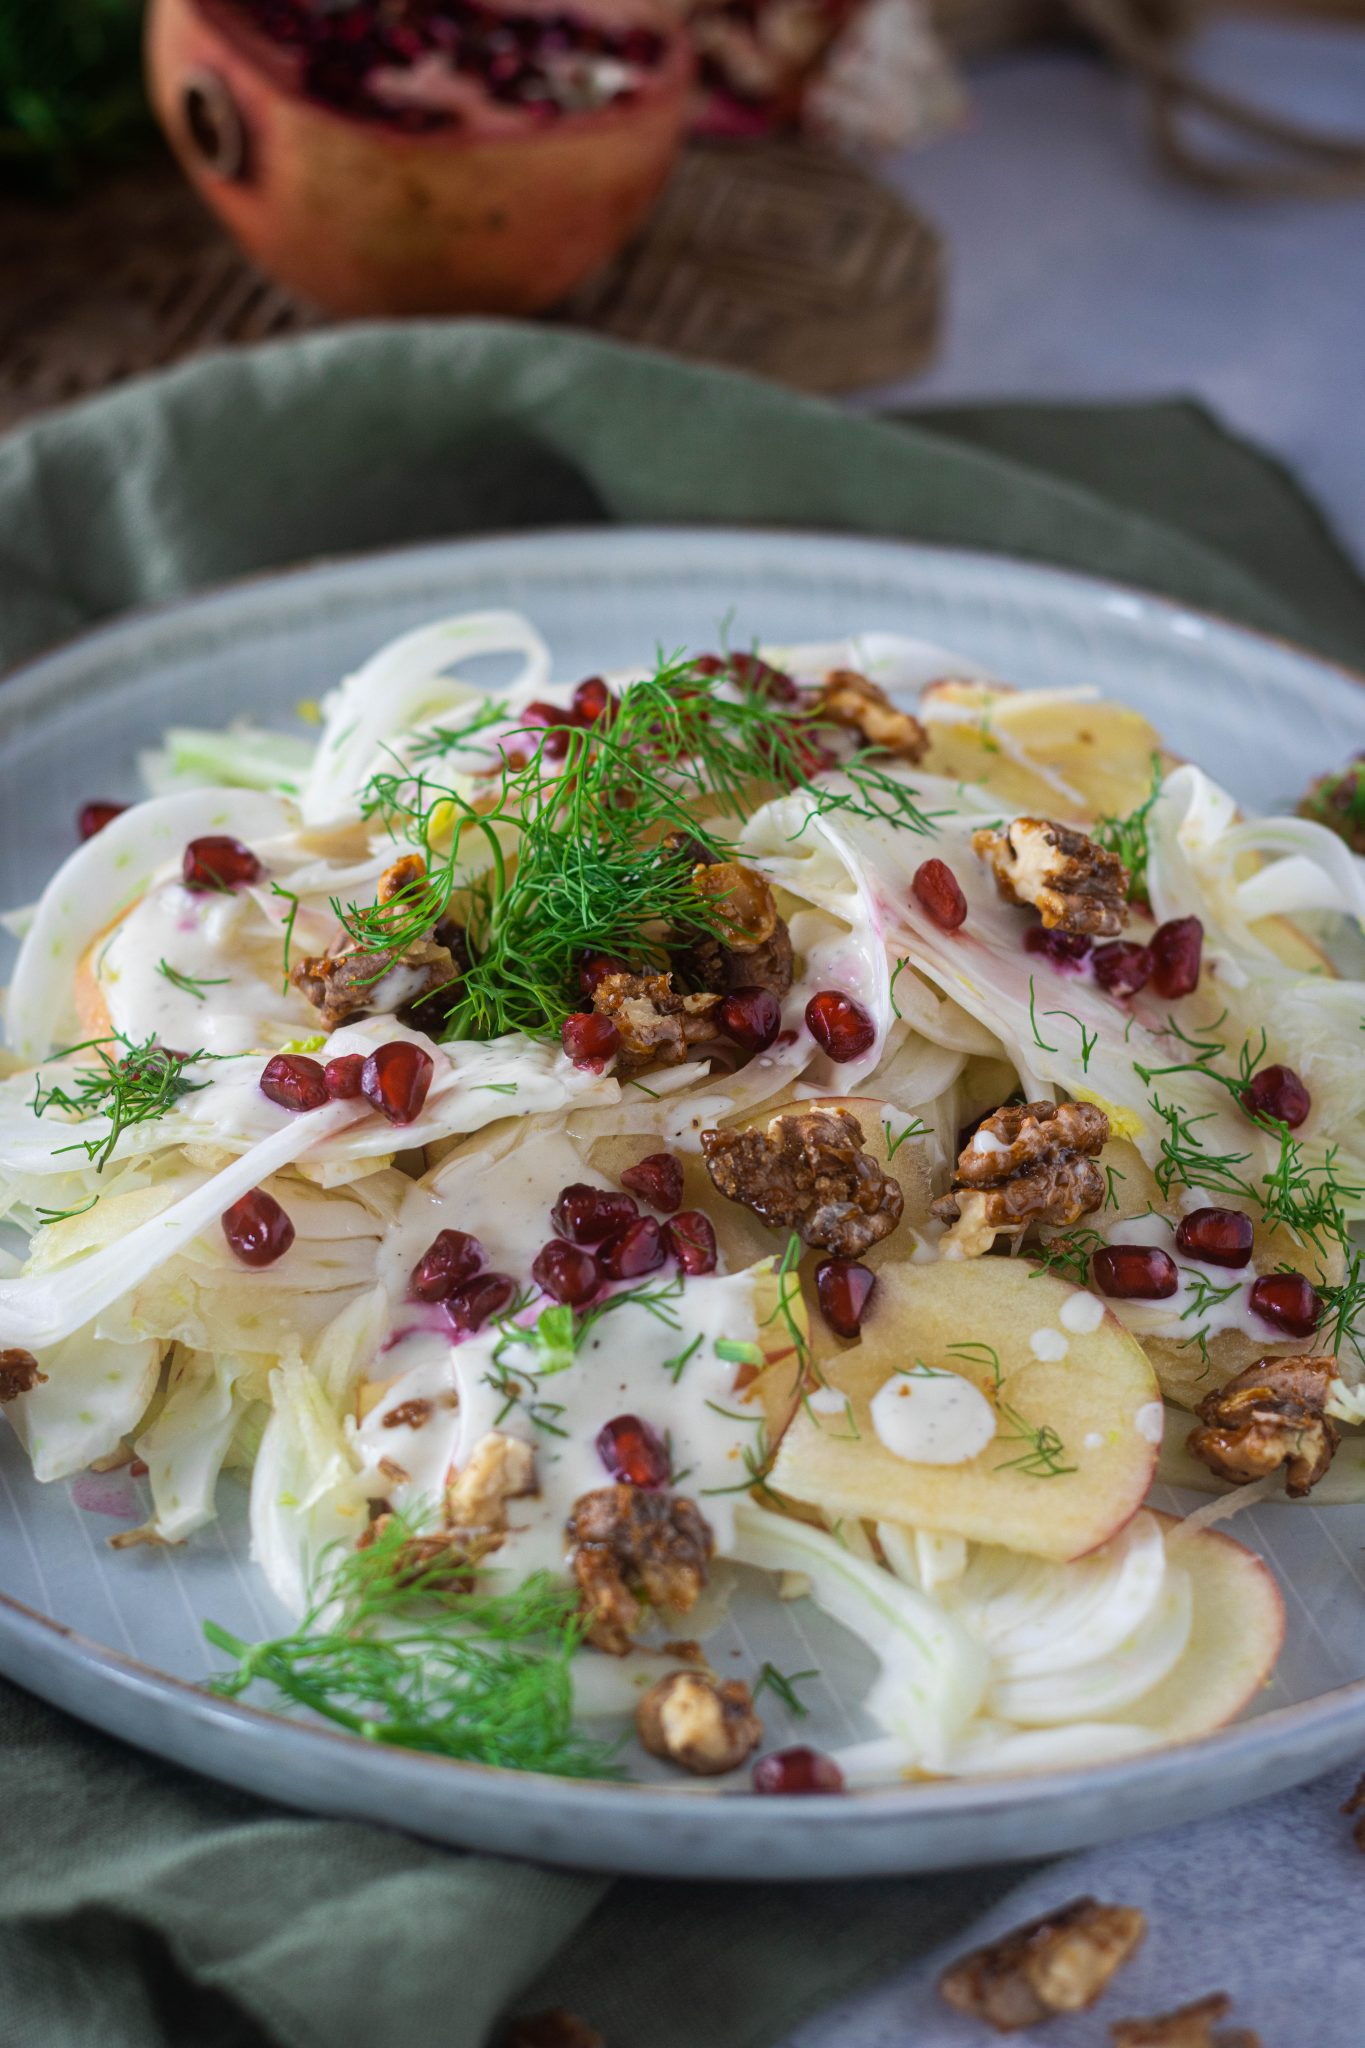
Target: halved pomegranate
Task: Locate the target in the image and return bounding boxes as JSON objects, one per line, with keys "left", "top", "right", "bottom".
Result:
{"left": 146, "top": 0, "right": 694, "bottom": 317}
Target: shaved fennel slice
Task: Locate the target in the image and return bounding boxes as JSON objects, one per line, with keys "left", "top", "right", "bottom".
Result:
{"left": 133, "top": 1349, "right": 244, "bottom": 1542}
{"left": 7, "top": 788, "right": 294, "bottom": 1063}
{"left": 1, "top": 1329, "right": 162, "bottom": 1481}
{"left": 988, "top": 1569, "right": 1193, "bottom": 1725}
{"left": 730, "top": 1503, "right": 986, "bottom": 1769}
{"left": 140, "top": 725, "right": 316, "bottom": 799}
{"left": 946, "top": 1720, "right": 1158, "bottom": 1774}
{"left": 250, "top": 1360, "right": 369, "bottom": 1616}
{"left": 954, "top": 1512, "right": 1170, "bottom": 1677}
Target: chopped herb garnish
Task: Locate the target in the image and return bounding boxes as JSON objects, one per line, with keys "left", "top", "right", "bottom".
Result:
{"left": 753, "top": 1663, "right": 818, "bottom": 1718}
{"left": 1093, "top": 753, "right": 1163, "bottom": 898}
{"left": 155, "top": 959, "right": 229, "bottom": 1000}
{"left": 31, "top": 1034, "right": 218, "bottom": 1171}
{"left": 1029, "top": 1228, "right": 1106, "bottom": 1287}
{"left": 994, "top": 1405, "right": 1076, "bottom": 1479}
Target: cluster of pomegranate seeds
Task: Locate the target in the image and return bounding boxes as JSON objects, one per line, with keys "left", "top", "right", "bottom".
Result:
{"left": 1092, "top": 1244, "right": 1179, "bottom": 1300}
{"left": 532, "top": 1238, "right": 602, "bottom": 1306}
{"left": 815, "top": 1259, "right": 876, "bottom": 1339}
{"left": 1175, "top": 1207, "right": 1254, "bottom": 1268}
{"left": 1249, "top": 1271, "right": 1322, "bottom": 1338}
{"left": 805, "top": 989, "right": 876, "bottom": 1064}
{"left": 718, "top": 986, "right": 782, "bottom": 1056}
{"left": 519, "top": 700, "right": 577, "bottom": 761}
{"left": 621, "top": 1152, "right": 684, "bottom": 1213}
{"left": 911, "top": 858, "right": 968, "bottom": 932}
{"left": 692, "top": 651, "right": 799, "bottom": 704}
{"left": 599, "top": 1215, "right": 666, "bottom": 1279}
{"left": 664, "top": 1210, "right": 718, "bottom": 1274}
{"left": 561, "top": 1011, "right": 620, "bottom": 1068}
{"left": 221, "top": 1188, "right": 295, "bottom": 1268}
{"left": 552, "top": 1182, "right": 638, "bottom": 1244}
{"left": 182, "top": 835, "right": 265, "bottom": 892}
{"left": 445, "top": 1271, "right": 518, "bottom": 1333}
{"left": 1242, "top": 1063, "right": 1311, "bottom": 1129}
{"left": 751, "top": 1747, "right": 845, "bottom": 1795}
{"left": 1091, "top": 940, "right": 1154, "bottom": 1000}
{"left": 1023, "top": 926, "right": 1092, "bottom": 971}
{"left": 596, "top": 1413, "right": 670, "bottom": 1488}
{"left": 259, "top": 1052, "right": 330, "bottom": 1114}
{"left": 323, "top": 1052, "right": 366, "bottom": 1099}
{"left": 77, "top": 800, "right": 126, "bottom": 841}
{"left": 1149, "top": 916, "right": 1203, "bottom": 999}
{"left": 361, "top": 1041, "right": 434, "bottom": 1125}
{"left": 410, "top": 1228, "right": 484, "bottom": 1301}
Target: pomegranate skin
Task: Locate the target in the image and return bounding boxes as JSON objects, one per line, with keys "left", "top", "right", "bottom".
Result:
{"left": 146, "top": 0, "right": 693, "bottom": 318}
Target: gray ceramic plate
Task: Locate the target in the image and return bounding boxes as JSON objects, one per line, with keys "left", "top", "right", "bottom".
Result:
{"left": 1, "top": 527, "right": 1363, "bottom": 1880}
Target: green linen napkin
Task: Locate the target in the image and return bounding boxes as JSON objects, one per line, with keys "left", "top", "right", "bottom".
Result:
{"left": 0, "top": 324, "right": 1362, "bottom": 2048}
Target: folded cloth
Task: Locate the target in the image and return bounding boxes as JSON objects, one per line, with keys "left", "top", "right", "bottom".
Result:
{"left": 0, "top": 324, "right": 1361, "bottom": 2048}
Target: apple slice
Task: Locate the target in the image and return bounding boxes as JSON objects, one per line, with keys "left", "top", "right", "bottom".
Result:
{"left": 919, "top": 682, "right": 1168, "bottom": 823}
{"left": 1119, "top": 1511, "right": 1285, "bottom": 1742}
{"left": 770, "top": 1257, "right": 1161, "bottom": 1562}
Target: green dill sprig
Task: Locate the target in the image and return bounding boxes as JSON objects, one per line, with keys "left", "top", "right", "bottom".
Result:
{"left": 1319, "top": 1244, "right": 1365, "bottom": 1368}
{"left": 31, "top": 1034, "right": 217, "bottom": 1171}
{"left": 1093, "top": 753, "right": 1163, "bottom": 899}
{"left": 1179, "top": 1271, "right": 1243, "bottom": 1323}
{"left": 994, "top": 1405, "right": 1077, "bottom": 1480}
{"left": 754, "top": 1663, "right": 818, "bottom": 1717}
{"left": 155, "top": 959, "right": 229, "bottom": 1001}
{"left": 1029, "top": 1228, "right": 1106, "bottom": 1287}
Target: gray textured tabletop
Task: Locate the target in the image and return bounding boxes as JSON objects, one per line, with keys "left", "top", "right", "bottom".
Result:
{"left": 788, "top": 23, "right": 1365, "bottom": 2044}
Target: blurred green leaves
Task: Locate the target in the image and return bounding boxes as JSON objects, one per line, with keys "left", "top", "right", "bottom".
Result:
{"left": 0, "top": 0, "right": 152, "bottom": 196}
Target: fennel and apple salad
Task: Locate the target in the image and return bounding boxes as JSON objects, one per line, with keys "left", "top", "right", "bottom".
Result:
{"left": 1, "top": 611, "right": 1363, "bottom": 1791}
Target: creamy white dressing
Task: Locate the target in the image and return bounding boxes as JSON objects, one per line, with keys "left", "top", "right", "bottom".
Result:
{"left": 97, "top": 881, "right": 306, "bottom": 1054}
{"left": 1059, "top": 1291, "right": 1106, "bottom": 1335}
{"left": 869, "top": 1369, "right": 998, "bottom": 1466}
{"left": 1099, "top": 1212, "right": 1269, "bottom": 1346}
{"left": 1028, "top": 1327, "right": 1069, "bottom": 1362}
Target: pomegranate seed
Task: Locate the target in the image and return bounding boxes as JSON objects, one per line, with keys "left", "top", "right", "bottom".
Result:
{"left": 444, "top": 1272, "right": 517, "bottom": 1334}
{"left": 815, "top": 1259, "right": 876, "bottom": 1338}
{"left": 520, "top": 699, "right": 575, "bottom": 760}
{"left": 664, "top": 1210, "right": 718, "bottom": 1275}
{"left": 77, "top": 800, "right": 126, "bottom": 840}
{"left": 551, "top": 1183, "right": 639, "bottom": 1245}
{"left": 577, "top": 954, "right": 628, "bottom": 999}
{"left": 694, "top": 651, "right": 799, "bottom": 703}
{"left": 718, "top": 986, "right": 782, "bottom": 1055}
{"left": 599, "top": 1216, "right": 666, "bottom": 1279}
{"left": 410, "top": 1229, "right": 484, "bottom": 1302}
{"left": 561, "top": 1012, "right": 620, "bottom": 1067}
{"left": 751, "top": 1747, "right": 845, "bottom": 1795}
{"left": 572, "top": 676, "right": 614, "bottom": 724}
{"left": 805, "top": 989, "right": 876, "bottom": 1063}
{"left": 1023, "top": 926, "right": 1092, "bottom": 969}
{"left": 361, "top": 1041, "right": 433, "bottom": 1125}
{"left": 532, "top": 1238, "right": 602, "bottom": 1306}
{"left": 596, "top": 1413, "right": 670, "bottom": 1487}
{"left": 621, "top": 1152, "right": 684, "bottom": 1214}
{"left": 1242, "top": 1064, "right": 1310, "bottom": 1129}
{"left": 1091, "top": 941, "right": 1153, "bottom": 999}
{"left": 183, "top": 836, "right": 264, "bottom": 892}
{"left": 1249, "top": 1271, "right": 1321, "bottom": 1338}
{"left": 259, "top": 1053, "right": 329, "bottom": 1113}
{"left": 323, "top": 1053, "right": 365, "bottom": 1099}
{"left": 1092, "top": 1244, "right": 1179, "bottom": 1299}
{"left": 1150, "top": 916, "right": 1203, "bottom": 999}
{"left": 1175, "top": 1207, "right": 1254, "bottom": 1268}
{"left": 911, "top": 858, "right": 968, "bottom": 932}
{"left": 221, "top": 1188, "right": 294, "bottom": 1268}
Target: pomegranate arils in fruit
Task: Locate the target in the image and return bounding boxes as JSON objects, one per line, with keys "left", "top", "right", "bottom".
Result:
{"left": 222, "top": 1188, "right": 295, "bottom": 1268}
{"left": 1249, "top": 1272, "right": 1322, "bottom": 1338}
{"left": 259, "top": 1052, "right": 330, "bottom": 1113}
{"left": 532, "top": 1238, "right": 602, "bottom": 1307}
{"left": 361, "top": 1041, "right": 434, "bottom": 1125}
{"left": 1175, "top": 1207, "right": 1254, "bottom": 1268}
{"left": 752, "top": 1747, "right": 846, "bottom": 1795}
{"left": 1150, "top": 915, "right": 1203, "bottom": 999}
{"left": 551, "top": 1183, "right": 638, "bottom": 1245}
{"left": 1242, "top": 1063, "right": 1310, "bottom": 1129}
{"left": 716, "top": 984, "right": 782, "bottom": 1057}
{"left": 600, "top": 1216, "right": 666, "bottom": 1280}
{"left": 1092, "top": 1244, "right": 1179, "bottom": 1300}
{"left": 410, "top": 1229, "right": 484, "bottom": 1301}
{"left": 445, "top": 1272, "right": 518, "bottom": 1334}
{"left": 183, "top": 835, "right": 265, "bottom": 892}
{"left": 596, "top": 1413, "right": 670, "bottom": 1488}
{"left": 1091, "top": 941, "right": 1153, "bottom": 999}
{"left": 561, "top": 1011, "right": 620, "bottom": 1067}
{"left": 78, "top": 800, "right": 126, "bottom": 841}
{"left": 621, "top": 1152, "right": 684, "bottom": 1214}
{"left": 815, "top": 1259, "right": 876, "bottom": 1339}
{"left": 323, "top": 1053, "right": 365, "bottom": 1099}
{"left": 911, "top": 858, "right": 968, "bottom": 932}
{"left": 664, "top": 1210, "right": 717, "bottom": 1275}
{"left": 1023, "top": 926, "right": 1092, "bottom": 970}
{"left": 572, "top": 675, "right": 614, "bottom": 724}
{"left": 805, "top": 989, "right": 876, "bottom": 1064}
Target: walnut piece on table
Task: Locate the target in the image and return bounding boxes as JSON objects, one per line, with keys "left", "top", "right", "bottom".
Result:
{"left": 973, "top": 816, "right": 1129, "bottom": 935}
{"left": 0, "top": 1347, "right": 45, "bottom": 1401}
{"left": 292, "top": 853, "right": 464, "bottom": 1029}
{"left": 1187, "top": 1352, "right": 1339, "bottom": 1499}
{"left": 700, "top": 1106, "right": 903, "bottom": 1258}
{"left": 635, "top": 1670, "right": 763, "bottom": 1775}
{"left": 567, "top": 1485, "right": 714, "bottom": 1655}
{"left": 501, "top": 2010, "right": 603, "bottom": 2048}
{"left": 590, "top": 969, "right": 721, "bottom": 1074}
{"left": 932, "top": 1099, "right": 1110, "bottom": 1259}
{"left": 1110, "top": 1991, "right": 1261, "bottom": 2047}
{"left": 939, "top": 1896, "right": 1147, "bottom": 2032}
{"left": 815, "top": 668, "right": 929, "bottom": 762}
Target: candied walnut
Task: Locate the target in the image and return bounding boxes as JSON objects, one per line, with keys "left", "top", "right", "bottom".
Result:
{"left": 591, "top": 970, "right": 721, "bottom": 1074}
{"left": 939, "top": 1896, "right": 1147, "bottom": 2032}
{"left": 501, "top": 2012, "right": 603, "bottom": 2048}
{"left": 292, "top": 854, "right": 462, "bottom": 1030}
{"left": 1187, "top": 1353, "right": 1339, "bottom": 1499}
{"left": 675, "top": 859, "right": 796, "bottom": 1001}
{"left": 1342, "top": 1772, "right": 1365, "bottom": 1850}
{"left": 567, "top": 1484, "right": 713, "bottom": 1655}
{"left": 1299, "top": 755, "right": 1365, "bottom": 855}
{"left": 933, "top": 1100, "right": 1109, "bottom": 1258}
{"left": 636, "top": 1671, "right": 763, "bottom": 1776}
{"left": 445, "top": 1430, "right": 537, "bottom": 1531}
{"left": 973, "top": 817, "right": 1129, "bottom": 936}
{"left": 1111, "top": 1991, "right": 1261, "bottom": 2048}
{"left": 0, "top": 1348, "right": 45, "bottom": 1402}
{"left": 700, "top": 1107, "right": 903, "bottom": 1259}
{"left": 816, "top": 668, "right": 929, "bottom": 763}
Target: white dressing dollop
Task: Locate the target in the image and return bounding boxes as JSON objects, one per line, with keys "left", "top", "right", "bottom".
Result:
{"left": 869, "top": 1368, "right": 997, "bottom": 1466}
